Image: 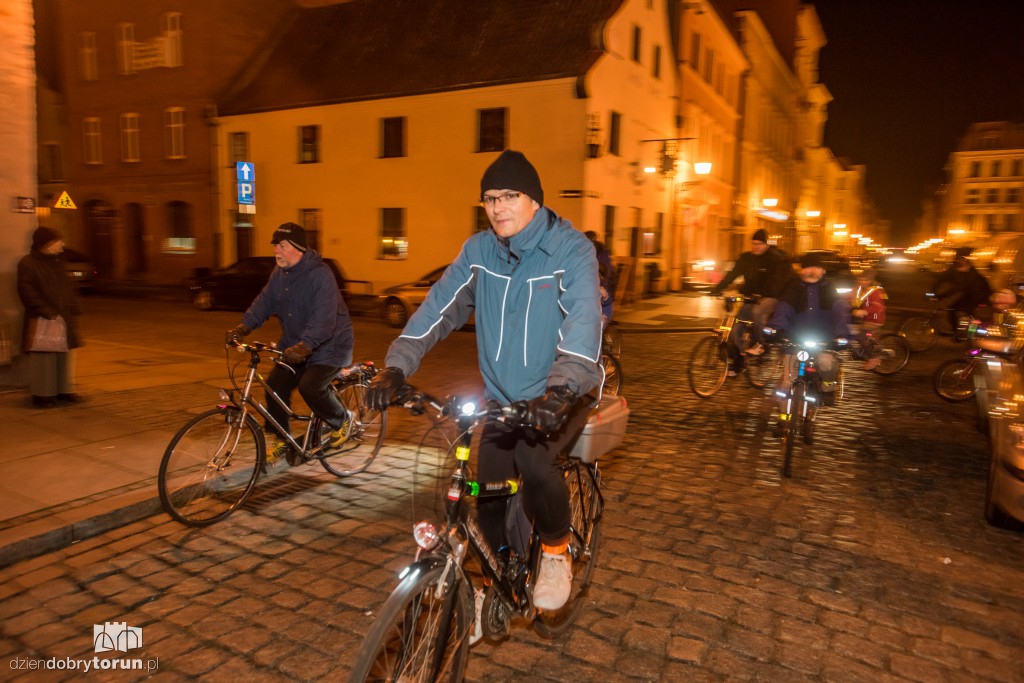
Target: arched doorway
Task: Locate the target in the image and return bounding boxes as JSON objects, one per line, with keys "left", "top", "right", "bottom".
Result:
{"left": 123, "top": 202, "right": 147, "bottom": 274}
{"left": 84, "top": 199, "right": 116, "bottom": 278}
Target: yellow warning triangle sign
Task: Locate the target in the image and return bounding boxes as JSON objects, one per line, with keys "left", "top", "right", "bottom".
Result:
{"left": 54, "top": 191, "right": 77, "bottom": 209}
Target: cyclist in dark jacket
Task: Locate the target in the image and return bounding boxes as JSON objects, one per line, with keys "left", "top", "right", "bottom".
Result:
{"left": 710, "top": 228, "right": 790, "bottom": 374}
{"left": 930, "top": 247, "right": 992, "bottom": 336}
{"left": 226, "top": 223, "right": 355, "bottom": 465}
{"left": 365, "top": 150, "right": 602, "bottom": 615}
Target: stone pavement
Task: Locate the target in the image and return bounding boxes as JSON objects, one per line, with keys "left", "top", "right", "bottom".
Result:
{"left": 0, "top": 319, "right": 1021, "bottom": 681}
{"left": 0, "top": 291, "right": 714, "bottom": 569}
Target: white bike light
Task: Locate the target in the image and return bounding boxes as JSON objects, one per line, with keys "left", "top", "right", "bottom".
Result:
{"left": 412, "top": 521, "right": 441, "bottom": 551}
{"left": 460, "top": 401, "right": 476, "bottom": 416}
{"left": 796, "top": 350, "right": 811, "bottom": 362}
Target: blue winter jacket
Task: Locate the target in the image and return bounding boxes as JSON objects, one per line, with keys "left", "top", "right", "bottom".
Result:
{"left": 242, "top": 250, "right": 354, "bottom": 368}
{"left": 385, "top": 206, "right": 603, "bottom": 404}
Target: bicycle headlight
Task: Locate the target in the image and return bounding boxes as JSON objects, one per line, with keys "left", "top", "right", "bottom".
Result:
{"left": 412, "top": 521, "right": 441, "bottom": 551}
{"left": 460, "top": 401, "right": 476, "bottom": 416}
{"left": 796, "top": 350, "right": 811, "bottom": 362}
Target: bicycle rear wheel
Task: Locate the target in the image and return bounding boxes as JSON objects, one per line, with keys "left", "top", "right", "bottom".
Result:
{"left": 782, "top": 383, "right": 805, "bottom": 478}
{"left": 934, "top": 358, "right": 977, "bottom": 402}
{"left": 747, "top": 344, "right": 783, "bottom": 389}
{"left": 534, "top": 460, "right": 603, "bottom": 638}
{"left": 158, "top": 407, "right": 263, "bottom": 526}
{"left": 688, "top": 335, "right": 728, "bottom": 398}
{"left": 319, "top": 377, "right": 387, "bottom": 477}
{"left": 873, "top": 333, "right": 911, "bottom": 375}
{"left": 349, "top": 562, "right": 472, "bottom": 682}
{"left": 898, "top": 316, "right": 937, "bottom": 352}
{"left": 600, "top": 353, "right": 623, "bottom": 396}
{"left": 602, "top": 323, "right": 622, "bottom": 357}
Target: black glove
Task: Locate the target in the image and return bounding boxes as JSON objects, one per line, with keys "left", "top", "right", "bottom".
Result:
{"left": 282, "top": 342, "right": 312, "bottom": 364}
{"left": 225, "top": 324, "right": 250, "bottom": 346}
{"left": 525, "top": 385, "right": 577, "bottom": 435}
{"left": 365, "top": 367, "right": 406, "bottom": 411}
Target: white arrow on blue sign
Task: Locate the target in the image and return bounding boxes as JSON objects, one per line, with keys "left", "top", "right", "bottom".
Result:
{"left": 236, "top": 162, "right": 255, "bottom": 206}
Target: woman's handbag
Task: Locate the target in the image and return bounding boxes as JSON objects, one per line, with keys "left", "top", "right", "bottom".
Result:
{"left": 28, "top": 316, "right": 68, "bottom": 352}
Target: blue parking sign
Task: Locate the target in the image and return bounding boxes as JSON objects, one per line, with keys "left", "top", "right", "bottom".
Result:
{"left": 236, "top": 162, "right": 255, "bottom": 206}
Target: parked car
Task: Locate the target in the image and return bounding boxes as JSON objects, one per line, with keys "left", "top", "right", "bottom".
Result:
{"left": 189, "top": 256, "right": 350, "bottom": 311}
{"left": 63, "top": 248, "right": 96, "bottom": 294}
{"left": 379, "top": 265, "right": 449, "bottom": 327}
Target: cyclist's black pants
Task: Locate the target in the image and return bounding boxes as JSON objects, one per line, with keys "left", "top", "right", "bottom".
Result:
{"left": 265, "top": 362, "right": 345, "bottom": 435}
{"left": 477, "top": 398, "right": 592, "bottom": 555}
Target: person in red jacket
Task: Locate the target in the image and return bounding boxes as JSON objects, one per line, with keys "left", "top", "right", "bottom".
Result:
{"left": 851, "top": 269, "right": 887, "bottom": 370}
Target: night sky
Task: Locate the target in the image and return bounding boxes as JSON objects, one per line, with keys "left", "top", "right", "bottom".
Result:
{"left": 813, "top": 0, "right": 1024, "bottom": 244}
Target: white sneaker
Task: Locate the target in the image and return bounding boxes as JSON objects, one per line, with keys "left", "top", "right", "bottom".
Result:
{"left": 470, "top": 588, "right": 485, "bottom": 646}
{"left": 533, "top": 552, "right": 572, "bottom": 611}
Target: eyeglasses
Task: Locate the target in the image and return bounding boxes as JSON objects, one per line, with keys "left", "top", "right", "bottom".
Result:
{"left": 480, "top": 191, "right": 522, "bottom": 207}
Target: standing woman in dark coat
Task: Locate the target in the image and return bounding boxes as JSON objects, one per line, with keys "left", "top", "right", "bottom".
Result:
{"left": 17, "top": 227, "right": 83, "bottom": 407}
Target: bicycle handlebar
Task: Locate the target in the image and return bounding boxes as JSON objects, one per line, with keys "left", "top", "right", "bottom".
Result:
{"left": 395, "top": 384, "right": 539, "bottom": 430}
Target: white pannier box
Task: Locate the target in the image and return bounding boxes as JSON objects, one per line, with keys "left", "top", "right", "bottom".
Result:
{"left": 568, "top": 394, "right": 629, "bottom": 464}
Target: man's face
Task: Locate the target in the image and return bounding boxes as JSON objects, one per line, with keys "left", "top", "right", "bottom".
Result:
{"left": 273, "top": 240, "right": 303, "bottom": 268}
{"left": 750, "top": 240, "right": 768, "bottom": 255}
{"left": 800, "top": 266, "right": 825, "bottom": 283}
{"left": 954, "top": 257, "right": 970, "bottom": 272}
{"left": 483, "top": 190, "right": 540, "bottom": 238}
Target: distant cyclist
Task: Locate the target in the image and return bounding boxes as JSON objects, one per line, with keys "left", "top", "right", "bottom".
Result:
{"left": 585, "top": 230, "right": 616, "bottom": 325}
{"left": 710, "top": 228, "right": 790, "bottom": 375}
{"left": 930, "top": 246, "right": 992, "bottom": 339}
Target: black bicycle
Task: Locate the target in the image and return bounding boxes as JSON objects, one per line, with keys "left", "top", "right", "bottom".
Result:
{"left": 897, "top": 292, "right": 975, "bottom": 352}
{"left": 158, "top": 341, "right": 386, "bottom": 526}
{"left": 349, "top": 385, "right": 623, "bottom": 681}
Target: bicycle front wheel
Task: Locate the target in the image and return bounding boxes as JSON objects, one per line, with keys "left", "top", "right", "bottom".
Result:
{"left": 873, "top": 333, "right": 911, "bottom": 375}
{"left": 602, "top": 323, "right": 623, "bottom": 357}
{"left": 158, "top": 407, "right": 264, "bottom": 526}
{"left": 320, "top": 378, "right": 388, "bottom": 477}
{"left": 688, "top": 335, "right": 728, "bottom": 398}
{"left": 600, "top": 353, "right": 623, "bottom": 396}
{"left": 934, "top": 358, "right": 977, "bottom": 402}
{"left": 898, "top": 316, "right": 937, "bottom": 352}
{"left": 349, "top": 562, "right": 472, "bottom": 682}
{"left": 782, "top": 383, "right": 805, "bottom": 478}
{"left": 747, "top": 344, "right": 783, "bottom": 389}
{"left": 535, "top": 460, "right": 603, "bottom": 638}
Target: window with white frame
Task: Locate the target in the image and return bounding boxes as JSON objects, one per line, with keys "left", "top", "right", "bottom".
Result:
{"left": 164, "top": 108, "right": 185, "bottom": 158}
{"left": 476, "top": 108, "right": 506, "bottom": 153}
{"left": 381, "top": 116, "right": 406, "bottom": 158}
{"left": 163, "top": 12, "right": 183, "bottom": 67}
{"left": 120, "top": 113, "right": 141, "bottom": 162}
{"left": 83, "top": 117, "right": 102, "bottom": 164}
{"left": 164, "top": 200, "right": 195, "bottom": 252}
{"left": 299, "top": 209, "right": 322, "bottom": 251}
{"left": 79, "top": 32, "right": 98, "bottom": 81}
{"left": 118, "top": 23, "right": 136, "bottom": 75}
{"left": 298, "top": 125, "right": 320, "bottom": 163}
{"left": 379, "top": 208, "right": 407, "bottom": 259}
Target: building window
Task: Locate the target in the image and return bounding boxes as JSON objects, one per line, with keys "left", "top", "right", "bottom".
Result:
{"left": 652, "top": 45, "right": 661, "bottom": 79}
{"left": 163, "top": 12, "right": 183, "bottom": 67}
{"left": 120, "top": 113, "right": 141, "bottom": 162}
{"left": 1007, "top": 187, "right": 1020, "bottom": 204}
{"left": 117, "top": 23, "right": 135, "bottom": 76}
{"left": 631, "top": 25, "right": 642, "bottom": 63}
{"left": 83, "top": 117, "right": 102, "bottom": 165}
{"left": 229, "top": 132, "right": 249, "bottom": 164}
{"left": 991, "top": 160, "right": 1001, "bottom": 177}
{"left": 40, "top": 142, "right": 63, "bottom": 182}
{"left": 986, "top": 188, "right": 999, "bottom": 204}
{"left": 381, "top": 116, "right": 406, "bottom": 158}
{"left": 608, "top": 111, "right": 622, "bottom": 156}
{"left": 298, "top": 125, "right": 320, "bottom": 163}
{"left": 703, "top": 47, "right": 714, "bottom": 82}
{"left": 604, "top": 205, "right": 616, "bottom": 246}
{"left": 164, "top": 107, "right": 185, "bottom": 158}
{"left": 474, "top": 206, "right": 490, "bottom": 233}
{"left": 379, "top": 208, "right": 407, "bottom": 259}
{"left": 299, "top": 209, "right": 322, "bottom": 252}
{"left": 969, "top": 161, "right": 980, "bottom": 178}
{"left": 690, "top": 32, "right": 701, "bottom": 72}
{"left": 164, "top": 200, "right": 195, "bottom": 252}
{"left": 987, "top": 214, "right": 999, "bottom": 231}
{"left": 965, "top": 188, "right": 979, "bottom": 204}
{"left": 1007, "top": 214, "right": 1019, "bottom": 231}
{"left": 477, "top": 108, "right": 506, "bottom": 153}
{"left": 1012, "top": 159, "right": 1022, "bottom": 177}
{"left": 79, "top": 32, "right": 98, "bottom": 81}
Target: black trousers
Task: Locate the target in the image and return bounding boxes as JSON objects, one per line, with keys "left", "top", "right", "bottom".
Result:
{"left": 265, "top": 363, "right": 345, "bottom": 435}
{"left": 476, "top": 398, "right": 592, "bottom": 554}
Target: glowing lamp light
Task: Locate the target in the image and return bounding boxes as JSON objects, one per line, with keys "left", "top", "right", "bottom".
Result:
{"left": 806, "top": 210, "right": 821, "bottom": 218}
{"left": 834, "top": 223, "right": 847, "bottom": 229}
{"left": 694, "top": 162, "right": 712, "bottom": 175}
{"left": 643, "top": 166, "right": 657, "bottom": 174}
{"left": 762, "top": 198, "right": 779, "bottom": 208}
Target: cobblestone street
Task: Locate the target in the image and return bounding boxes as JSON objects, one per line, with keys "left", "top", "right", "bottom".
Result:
{"left": 2, "top": 329, "right": 1022, "bottom": 682}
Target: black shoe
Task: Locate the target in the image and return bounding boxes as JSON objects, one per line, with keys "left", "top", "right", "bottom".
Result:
{"left": 31, "top": 395, "right": 58, "bottom": 408}
{"left": 57, "top": 393, "right": 83, "bottom": 404}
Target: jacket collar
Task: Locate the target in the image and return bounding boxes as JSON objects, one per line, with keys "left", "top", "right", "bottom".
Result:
{"left": 493, "top": 206, "right": 559, "bottom": 262}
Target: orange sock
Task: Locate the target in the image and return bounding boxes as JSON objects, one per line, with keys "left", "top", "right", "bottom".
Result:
{"left": 541, "top": 541, "right": 569, "bottom": 555}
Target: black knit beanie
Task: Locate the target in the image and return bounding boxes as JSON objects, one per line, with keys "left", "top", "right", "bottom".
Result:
{"left": 480, "top": 150, "right": 544, "bottom": 205}
{"left": 751, "top": 229, "right": 768, "bottom": 243}
{"left": 32, "top": 226, "right": 62, "bottom": 251}
{"left": 270, "top": 222, "right": 308, "bottom": 252}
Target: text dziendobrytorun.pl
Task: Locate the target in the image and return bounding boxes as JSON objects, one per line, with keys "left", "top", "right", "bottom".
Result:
{"left": 9, "top": 656, "right": 159, "bottom": 673}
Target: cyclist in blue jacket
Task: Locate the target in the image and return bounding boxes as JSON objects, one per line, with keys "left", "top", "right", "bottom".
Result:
{"left": 226, "top": 223, "right": 355, "bottom": 465}
{"left": 366, "top": 150, "right": 603, "bottom": 614}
